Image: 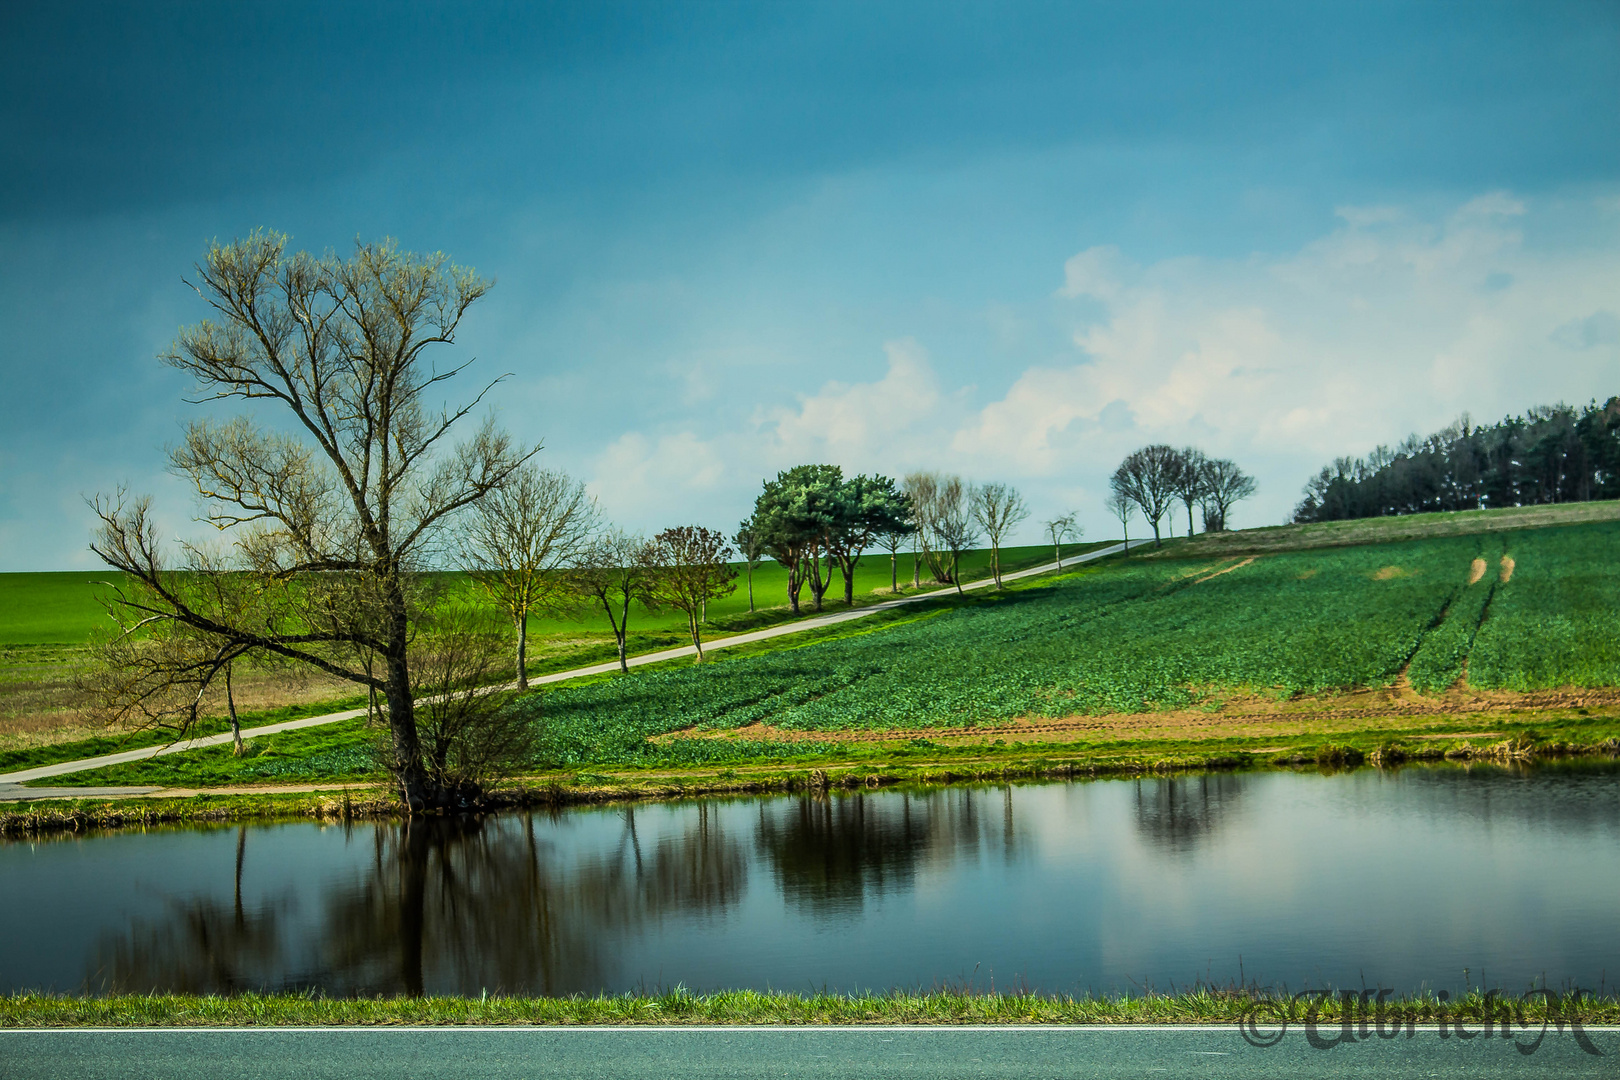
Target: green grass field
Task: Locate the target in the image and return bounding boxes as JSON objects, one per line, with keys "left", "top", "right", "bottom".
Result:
{"left": 44, "top": 513, "right": 1620, "bottom": 789}
{"left": 0, "top": 543, "right": 1092, "bottom": 646}
{"left": 0, "top": 574, "right": 119, "bottom": 645}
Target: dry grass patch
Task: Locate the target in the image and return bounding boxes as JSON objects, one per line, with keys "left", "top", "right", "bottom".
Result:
{"left": 0, "top": 651, "right": 354, "bottom": 753}
{"left": 654, "top": 685, "right": 1620, "bottom": 751}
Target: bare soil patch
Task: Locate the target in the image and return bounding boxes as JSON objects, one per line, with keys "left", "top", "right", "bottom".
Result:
{"left": 1500, "top": 554, "right": 1516, "bottom": 583}
{"left": 1372, "top": 566, "right": 1407, "bottom": 580}
{"left": 654, "top": 686, "right": 1620, "bottom": 749}
{"left": 1195, "top": 556, "right": 1257, "bottom": 584}
{"left": 1468, "top": 558, "right": 1487, "bottom": 585}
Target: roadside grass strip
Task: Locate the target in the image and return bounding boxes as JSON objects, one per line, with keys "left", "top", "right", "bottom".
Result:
{"left": 2, "top": 988, "right": 1616, "bottom": 1027}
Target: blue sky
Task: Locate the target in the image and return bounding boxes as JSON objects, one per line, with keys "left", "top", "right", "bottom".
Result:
{"left": 2, "top": 1, "right": 1617, "bottom": 570}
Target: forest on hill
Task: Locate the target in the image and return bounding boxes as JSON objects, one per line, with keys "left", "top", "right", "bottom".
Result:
{"left": 1293, "top": 398, "right": 1620, "bottom": 523}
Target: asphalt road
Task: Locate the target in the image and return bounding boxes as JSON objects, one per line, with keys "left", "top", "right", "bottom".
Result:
{"left": 0, "top": 543, "right": 1124, "bottom": 796}
{"left": 0, "top": 1025, "right": 1613, "bottom": 1080}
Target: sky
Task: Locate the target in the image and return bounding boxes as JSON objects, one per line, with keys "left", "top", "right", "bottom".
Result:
{"left": 1, "top": 1, "right": 1617, "bottom": 570}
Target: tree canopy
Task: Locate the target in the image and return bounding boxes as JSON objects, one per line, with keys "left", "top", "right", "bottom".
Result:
{"left": 1293, "top": 399, "right": 1620, "bottom": 523}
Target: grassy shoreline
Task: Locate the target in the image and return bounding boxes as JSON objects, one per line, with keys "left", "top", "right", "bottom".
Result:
{"left": 3, "top": 987, "right": 1617, "bottom": 1027}
{"left": 5, "top": 719, "right": 1616, "bottom": 838}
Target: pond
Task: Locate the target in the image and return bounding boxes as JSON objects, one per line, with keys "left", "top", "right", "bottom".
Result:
{"left": 3, "top": 762, "right": 1619, "bottom": 998}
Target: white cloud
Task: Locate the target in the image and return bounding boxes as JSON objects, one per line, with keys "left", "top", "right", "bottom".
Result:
{"left": 756, "top": 338, "right": 957, "bottom": 464}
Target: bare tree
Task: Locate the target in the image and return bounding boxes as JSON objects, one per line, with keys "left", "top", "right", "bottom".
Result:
{"left": 1105, "top": 487, "right": 1134, "bottom": 554}
{"left": 1174, "top": 447, "right": 1211, "bottom": 537}
{"left": 567, "top": 530, "right": 654, "bottom": 673}
{"left": 1043, "top": 512, "right": 1079, "bottom": 569}
{"left": 903, "top": 471, "right": 972, "bottom": 584}
{"left": 901, "top": 472, "right": 938, "bottom": 585}
{"left": 933, "top": 477, "right": 979, "bottom": 594}
{"left": 1111, "top": 445, "right": 1181, "bottom": 547}
{"left": 1200, "top": 458, "right": 1258, "bottom": 532}
{"left": 88, "top": 233, "right": 531, "bottom": 811}
{"left": 458, "top": 465, "right": 597, "bottom": 691}
{"left": 646, "top": 526, "right": 738, "bottom": 661}
{"left": 971, "top": 482, "right": 1030, "bottom": 588}
{"left": 732, "top": 519, "right": 765, "bottom": 613}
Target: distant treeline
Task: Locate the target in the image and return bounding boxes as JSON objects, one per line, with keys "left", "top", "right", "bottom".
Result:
{"left": 1293, "top": 397, "right": 1620, "bottom": 523}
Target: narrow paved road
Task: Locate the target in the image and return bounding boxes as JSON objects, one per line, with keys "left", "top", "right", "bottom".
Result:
{"left": 0, "top": 545, "right": 1123, "bottom": 795}
{"left": 0, "top": 1024, "right": 1612, "bottom": 1079}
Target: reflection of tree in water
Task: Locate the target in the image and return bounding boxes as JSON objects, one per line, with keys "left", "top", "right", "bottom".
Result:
{"left": 756, "top": 788, "right": 1024, "bottom": 914}
{"left": 1133, "top": 773, "right": 1245, "bottom": 853}
{"left": 92, "top": 805, "right": 747, "bottom": 996}
{"left": 91, "top": 827, "right": 293, "bottom": 994}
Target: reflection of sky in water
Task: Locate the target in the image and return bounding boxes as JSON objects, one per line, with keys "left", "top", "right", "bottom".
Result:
{"left": 2, "top": 762, "right": 1617, "bottom": 997}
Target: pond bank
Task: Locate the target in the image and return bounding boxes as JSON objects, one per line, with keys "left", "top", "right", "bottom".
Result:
{"left": 5, "top": 726, "right": 1618, "bottom": 838}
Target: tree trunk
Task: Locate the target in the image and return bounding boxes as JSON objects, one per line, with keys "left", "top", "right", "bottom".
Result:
{"left": 1152, "top": 516, "right": 1163, "bottom": 547}
{"left": 890, "top": 551, "right": 898, "bottom": 593}
{"left": 807, "top": 550, "right": 829, "bottom": 611}
{"left": 689, "top": 613, "right": 704, "bottom": 662}
{"left": 384, "top": 663, "right": 432, "bottom": 812}
{"left": 514, "top": 613, "right": 529, "bottom": 691}
{"left": 226, "top": 662, "right": 242, "bottom": 755}
{"left": 746, "top": 564, "right": 755, "bottom": 612}
{"left": 600, "top": 594, "right": 631, "bottom": 674}
{"left": 991, "top": 542, "right": 1002, "bottom": 588}
{"left": 369, "top": 577, "right": 436, "bottom": 812}
{"left": 841, "top": 555, "right": 856, "bottom": 606}
{"left": 1186, "top": 500, "right": 1195, "bottom": 537}
{"left": 953, "top": 551, "right": 964, "bottom": 594}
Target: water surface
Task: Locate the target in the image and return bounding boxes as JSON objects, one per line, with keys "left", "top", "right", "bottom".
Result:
{"left": 3, "top": 762, "right": 1618, "bottom": 997}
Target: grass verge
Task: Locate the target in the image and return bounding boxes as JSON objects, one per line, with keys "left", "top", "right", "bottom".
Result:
{"left": 2, "top": 987, "right": 1616, "bottom": 1027}
{"left": 6, "top": 716, "right": 1617, "bottom": 837}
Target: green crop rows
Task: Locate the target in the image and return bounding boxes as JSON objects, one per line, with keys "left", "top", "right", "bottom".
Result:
{"left": 1468, "top": 524, "right": 1620, "bottom": 690}
{"left": 519, "top": 522, "right": 1620, "bottom": 769}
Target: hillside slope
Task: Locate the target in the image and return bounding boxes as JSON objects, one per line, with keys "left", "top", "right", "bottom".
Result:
{"left": 523, "top": 518, "right": 1620, "bottom": 768}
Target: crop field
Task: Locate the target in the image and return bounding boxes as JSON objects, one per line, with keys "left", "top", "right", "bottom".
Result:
{"left": 516, "top": 520, "right": 1620, "bottom": 769}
